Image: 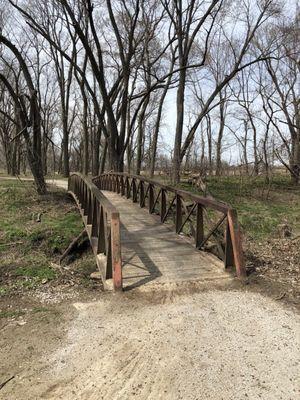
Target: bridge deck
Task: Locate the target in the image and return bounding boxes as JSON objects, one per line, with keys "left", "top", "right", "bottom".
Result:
{"left": 102, "top": 190, "right": 232, "bottom": 290}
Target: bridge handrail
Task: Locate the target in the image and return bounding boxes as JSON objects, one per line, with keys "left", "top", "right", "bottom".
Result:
{"left": 96, "top": 172, "right": 231, "bottom": 212}
{"left": 93, "top": 172, "right": 246, "bottom": 279}
{"left": 68, "top": 173, "right": 122, "bottom": 290}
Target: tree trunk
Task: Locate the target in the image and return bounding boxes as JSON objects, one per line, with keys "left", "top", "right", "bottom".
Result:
{"left": 205, "top": 116, "right": 213, "bottom": 175}
{"left": 61, "top": 115, "right": 70, "bottom": 177}
{"left": 149, "top": 67, "right": 173, "bottom": 178}
{"left": 24, "top": 127, "right": 47, "bottom": 194}
{"left": 291, "top": 133, "right": 300, "bottom": 184}
{"left": 92, "top": 128, "right": 101, "bottom": 176}
{"left": 252, "top": 125, "right": 259, "bottom": 175}
{"left": 107, "top": 133, "right": 123, "bottom": 172}
{"left": 215, "top": 99, "right": 225, "bottom": 176}
{"left": 136, "top": 97, "right": 149, "bottom": 175}
{"left": 173, "top": 69, "right": 186, "bottom": 183}
{"left": 82, "top": 96, "right": 89, "bottom": 175}
{"left": 100, "top": 139, "right": 107, "bottom": 174}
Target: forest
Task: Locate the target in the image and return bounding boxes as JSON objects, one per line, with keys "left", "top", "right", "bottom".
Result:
{"left": 0, "top": 0, "right": 299, "bottom": 194}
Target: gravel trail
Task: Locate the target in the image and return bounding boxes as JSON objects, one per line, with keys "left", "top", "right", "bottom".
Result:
{"left": 2, "top": 289, "right": 298, "bottom": 400}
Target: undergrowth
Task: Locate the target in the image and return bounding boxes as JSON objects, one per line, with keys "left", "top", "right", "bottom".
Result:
{"left": 178, "top": 175, "right": 300, "bottom": 240}
{"left": 0, "top": 179, "right": 96, "bottom": 297}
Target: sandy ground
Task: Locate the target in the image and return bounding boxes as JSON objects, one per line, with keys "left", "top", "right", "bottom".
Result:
{"left": 1, "top": 287, "right": 299, "bottom": 400}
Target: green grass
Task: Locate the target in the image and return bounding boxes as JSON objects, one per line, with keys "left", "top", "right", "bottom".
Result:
{"left": 0, "top": 306, "right": 56, "bottom": 319}
{"left": 0, "top": 310, "right": 25, "bottom": 319}
{"left": 32, "top": 307, "right": 51, "bottom": 313}
{"left": 0, "top": 179, "right": 84, "bottom": 294}
{"left": 0, "top": 286, "right": 8, "bottom": 296}
{"left": 15, "top": 264, "right": 56, "bottom": 280}
{"left": 178, "top": 175, "right": 300, "bottom": 240}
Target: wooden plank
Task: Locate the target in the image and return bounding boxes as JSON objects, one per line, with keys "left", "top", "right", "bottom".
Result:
{"left": 101, "top": 190, "right": 232, "bottom": 290}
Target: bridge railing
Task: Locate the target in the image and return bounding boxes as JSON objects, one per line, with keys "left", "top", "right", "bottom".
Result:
{"left": 93, "top": 172, "right": 246, "bottom": 278}
{"left": 68, "top": 173, "right": 122, "bottom": 290}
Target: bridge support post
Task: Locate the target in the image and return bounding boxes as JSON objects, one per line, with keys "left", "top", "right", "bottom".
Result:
{"left": 175, "top": 195, "right": 182, "bottom": 233}
{"left": 111, "top": 212, "right": 122, "bottom": 290}
{"left": 148, "top": 185, "right": 154, "bottom": 213}
{"left": 140, "top": 181, "right": 145, "bottom": 207}
{"left": 120, "top": 176, "right": 125, "bottom": 196}
{"left": 195, "top": 204, "right": 204, "bottom": 248}
{"left": 227, "top": 209, "right": 246, "bottom": 278}
{"left": 126, "top": 178, "right": 130, "bottom": 199}
{"left": 132, "top": 179, "right": 137, "bottom": 202}
{"left": 160, "top": 189, "right": 166, "bottom": 222}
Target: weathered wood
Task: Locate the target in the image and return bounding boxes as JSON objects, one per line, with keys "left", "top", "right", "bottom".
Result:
{"left": 101, "top": 190, "right": 231, "bottom": 290}
{"left": 139, "top": 181, "right": 145, "bottom": 208}
{"left": 195, "top": 204, "right": 204, "bottom": 247}
{"left": 160, "top": 189, "right": 166, "bottom": 222}
{"left": 111, "top": 212, "right": 122, "bottom": 290}
{"left": 176, "top": 194, "right": 182, "bottom": 233}
{"left": 68, "top": 173, "right": 123, "bottom": 290}
{"left": 225, "top": 220, "right": 234, "bottom": 268}
{"left": 59, "top": 229, "right": 87, "bottom": 263}
{"left": 227, "top": 209, "right": 246, "bottom": 278}
{"left": 197, "top": 215, "right": 226, "bottom": 249}
{"left": 92, "top": 172, "right": 245, "bottom": 282}
{"left": 148, "top": 184, "right": 154, "bottom": 213}
{"left": 132, "top": 179, "right": 137, "bottom": 202}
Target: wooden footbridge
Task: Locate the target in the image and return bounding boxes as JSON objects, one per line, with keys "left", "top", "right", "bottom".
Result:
{"left": 68, "top": 173, "right": 246, "bottom": 291}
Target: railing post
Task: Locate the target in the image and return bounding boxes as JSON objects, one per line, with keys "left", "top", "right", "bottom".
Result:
{"left": 175, "top": 194, "right": 182, "bottom": 233}
{"left": 87, "top": 190, "right": 93, "bottom": 224}
{"left": 160, "top": 189, "right": 166, "bottom": 222}
{"left": 195, "top": 203, "right": 204, "bottom": 248}
{"left": 148, "top": 184, "right": 154, "bottom": 213}
{"left": 126, "top": 178, "right": 130, "bottom": 199}
{"left": 91, "top": 197, "right": 98, "bottom": 237}
{"left": 78, "top": 180, "right": 82, "bottom": 204}
{"left": 227, "top": 209, "right": 246, "bottom": 278}
{"left": 132, "top": 179, "right": 137, "bottom": 202}
{"left": 120, "top": 176, "right": 125, "bottom": 196}
{"left": 111, "top": 212, "right": 122, "bottom": 290}
{"left": 225, "top": 219, "right": 234, "bottom": 268}
{"left": 74, "top": 177, "right": 77, "bottom": 196}
{"left": 140, "top": 181, "right": 145, "bottom": 207}
{"left": 97, "top": 206, "right": 106, "bottom": 254}
{"left": 83, "top": 184, "right": 87, "bottom": 213}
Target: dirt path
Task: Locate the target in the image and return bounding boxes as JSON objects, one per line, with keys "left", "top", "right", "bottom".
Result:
{"left": 1, "top": 288, "right": 299, "bottom": 400}
{"left": 0, "top": 176, "right": 68, "bottom": 189}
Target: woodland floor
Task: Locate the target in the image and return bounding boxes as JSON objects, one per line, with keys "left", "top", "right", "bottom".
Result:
{"left": 0, "top": 176, "right": 299, "bottom": 399}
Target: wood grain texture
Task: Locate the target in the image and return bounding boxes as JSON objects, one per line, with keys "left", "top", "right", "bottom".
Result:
{"left": 102, "top": 190, "right": 232, "bottom": 290}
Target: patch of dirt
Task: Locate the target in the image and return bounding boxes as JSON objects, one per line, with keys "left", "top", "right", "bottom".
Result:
{"left": 245, "top": 237, "right": 300, "bottom": 307}
{"left": 0, "top": 287, "right": 299, "bottom": 400}
{"left": 0, "top": 288, "right": 97, "bottom": 396}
